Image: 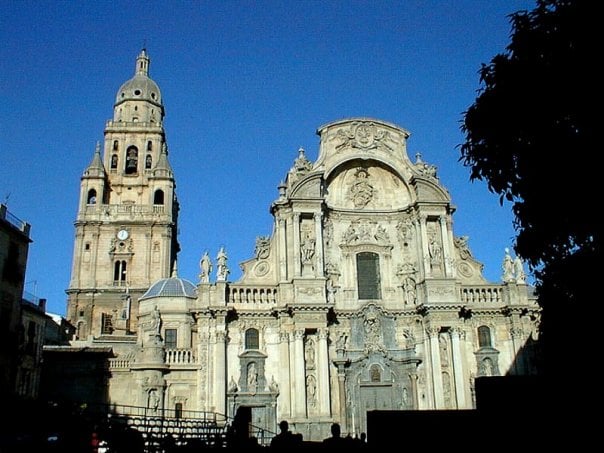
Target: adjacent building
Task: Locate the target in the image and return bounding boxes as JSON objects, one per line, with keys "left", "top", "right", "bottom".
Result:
{"left": 62, "top": 51, "right": 540, "bottom": 440}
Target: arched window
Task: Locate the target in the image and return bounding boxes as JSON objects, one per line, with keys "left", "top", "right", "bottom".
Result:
{"left": 87, "top": 189, "right": 97, "bottom": 204}
{"left": 111, "top": 154, "right": 118, "bottom": 169}
{"left": 113, "top": 140, "right": 119, "bottom": 151}
{"left": 245, "top": 328, "right": 259, "bottom": 350}
{"left": 145, "top": 154, "right": 153, "bottom": 169}
{"left": 478, "top": 325, "right": 492, "bottom": 348}
{"left": 357, "top": 252, "right": 381, "bottom": 299}
{"left": 147, "top": 141, "right": 152, "bottom": 151}
{"left": 370, "top": 364, "right": 381, "bottom": 382}
{"left": 125, "top": 146, "right": 138, "bottom": 174}
{"left": 114, "top": 260, "right": 127, "bottom": 283}
{"left": 154, "top": 189, "right": 164, "bottom": 205}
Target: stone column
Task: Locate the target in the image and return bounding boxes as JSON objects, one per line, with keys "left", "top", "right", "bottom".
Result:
{"left": 214, "top": 330, "right": 227, "bottom": 415}
{"left": 314, "top": 212, "right": 324, "bottom": 277}
{"left": 450, "top": 327, "right": 467, "bottom": 408}
{"left": 439, "top": 216, "right": 452, "bottom": 277}
{"left": 337, "top": 368, "right": 347, "bottom": 431}
{"left": 293, "top": 329, "right": 306, "bottom": 417}
{"left": 293, "top": 214, "right": 301, "bottom": 277}
{"left": 278, "top": 218, "right": 288, "bottom": 282}
{"left": 427, "top": 327, "right": 444, "bottom": 408}
{"left": 317, "top": 328, "right": 331, "bottom": 416}
{"left": 409, "top": 373, "right": 419, "bottom": 409}
{"left": 279, "top": 331, "right": 292, "bottom": 418}
{"left": 419, "top": 215, "right": 431, "bottom": 277}
{"left": 446, "top": 217, "right": 456, "bottom": 278}
{"left": 510, "top": 326, "right": 526, "bottom": 374}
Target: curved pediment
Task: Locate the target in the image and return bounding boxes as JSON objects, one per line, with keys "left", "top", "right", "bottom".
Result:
{"left": 325, "top": 159, "right": 413, "bottom": 211}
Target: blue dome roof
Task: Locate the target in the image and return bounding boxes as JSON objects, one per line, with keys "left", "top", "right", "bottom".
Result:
{"left": 140, "top": 277, "right": 197, "bottom": 300}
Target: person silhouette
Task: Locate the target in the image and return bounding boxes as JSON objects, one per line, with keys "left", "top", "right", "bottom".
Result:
{"left": 270, "top": 420, "right": 297, "bottom": 450}
{"left": 323, "top": 423, "right": 345, "bottom": 447}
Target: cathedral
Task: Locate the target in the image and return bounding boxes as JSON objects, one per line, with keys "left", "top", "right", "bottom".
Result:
{"left": 65, "top": 50, "right": 540, "bottom": 440}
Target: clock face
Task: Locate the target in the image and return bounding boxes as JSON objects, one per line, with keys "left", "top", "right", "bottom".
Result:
{"left": 117, "top": 229, "right": 129, "bottom": 240}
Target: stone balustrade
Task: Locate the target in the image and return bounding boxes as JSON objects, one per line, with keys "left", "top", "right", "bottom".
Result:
{"left": 459, "top": 285, "right": 503, "bottom": 304}
{"left": 166, "top": 348, "right": 195, "bottom": 364}
{"left": 109, "top": 358, "right": 131, "bottom": 369}
{"left": 226, "top": 286, "right": 278, "bottom": 305}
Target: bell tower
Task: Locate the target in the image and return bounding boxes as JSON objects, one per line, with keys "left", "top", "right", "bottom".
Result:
{"left": 66, "top": 49, "right": 179, "bottom": 340}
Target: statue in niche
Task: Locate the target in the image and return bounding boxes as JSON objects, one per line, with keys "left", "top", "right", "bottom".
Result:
{"left": 442, "top": 372, "right": 452, "bottom": 408}
{"left": 216, "top": 247, "right": 229, "bottom": 281}
{"left": 482, "top": 357, "right": 494, "bottom": 376}
{"left": 247, "top": 362, "right": 258, "bottom": 394}
{"left": 148, "top": 389, "right": 160, "bottom": 414}
{"left": 502, "top": 248, "right": 514, "bottom": 283}
{"left": 349, "top": 168, "right": 374, "bottom": 208}
{"left": 364, "top": 308, "right": 384, "bottom": 353}
{"left": 397, "top": 261, "right": 417, "bottom": 305}
{"left": 323, "top": 217, "right": 334, "bottom": 247}
{"left": 439, "top": 335, "right": 449, "bottom": 367}
{"left": 305, "top": 338, "right": 316, "bottom": 367}
{"left": 326, "top": 278, "right": 337, "bottom": 304}
{"left": 428, "top": 233, "right": 443, "bottom": 265}
{"left": 300, "top": 231, "right": 316, "bottom": 263}
{"left": 199, "top": 251, "right": 212, "bottom": 283}
{"left": 402, "top": 387, "right": 409, "bottom": 408}
{"left": 306, "top": 374, "right": 317, "bottom": 405}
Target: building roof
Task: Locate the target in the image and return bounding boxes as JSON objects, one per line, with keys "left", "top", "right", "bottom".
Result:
{"left": 140, "top": 276, "right": 197, "bottom": 300}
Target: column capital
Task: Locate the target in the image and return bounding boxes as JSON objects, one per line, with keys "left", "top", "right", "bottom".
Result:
{"left": 294, "top": 329, "right": 305, "bottom": 340}
{"left": 318, "top": 328, "right": 328, "bottom": 340}
{"left": 279, "top": 331, "right": 290, "bottom": 342}
{"left": 426, "top": 326, "right": 439, "bottom": 337}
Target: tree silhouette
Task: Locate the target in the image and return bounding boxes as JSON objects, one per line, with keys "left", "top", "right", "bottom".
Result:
{"left": 460, "top": 0, "right": 597, "bottom": 375}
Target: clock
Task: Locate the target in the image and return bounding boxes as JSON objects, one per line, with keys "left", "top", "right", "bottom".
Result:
{"left": 117, "top": 229, "right": 129, "bottom": 240}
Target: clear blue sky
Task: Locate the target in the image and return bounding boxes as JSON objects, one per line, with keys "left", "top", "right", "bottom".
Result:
{"left": 0, "top": 0, "right": 534, "bottom": 316}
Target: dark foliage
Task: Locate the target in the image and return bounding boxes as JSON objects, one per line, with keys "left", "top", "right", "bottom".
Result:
{"left": 460, "top": 0, "right": 598, "bottom": 375}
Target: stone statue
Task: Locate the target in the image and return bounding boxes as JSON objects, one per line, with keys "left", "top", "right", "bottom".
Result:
{"left": 428, "top": 234, "right": 443, "bottom": 264}
{"left": 216, "top": 247, "right": 229, "bottom": 281}
{"left": 199, "top": 251, "right": 212, "bottom": 283}
{"left": 148, "top": 306, "right": 161, "bottom": 335}
{"left": 502, "top": 248, "right": 514, "bottom": 283}
{"left": 336, "top": 331, "right": 348, "bottom": 350}
{"left": 514, "top": 256, "right": 526, "bottom": 284}
{"left": 228, "top": 376, "right": 238, "bottom": 393}
{"left": 269, "top": 376, "right": 279, "bottom": 393}
{"left": 300, "top": 232, "right": 316, "bottom": 263}
{"left": 148, "top": 389, "right": 160, "bottom": 413}
{"left": 247, "top": 362, "right": 258, "bottom": 394}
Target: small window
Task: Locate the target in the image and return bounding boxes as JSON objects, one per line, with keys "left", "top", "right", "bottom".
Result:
{"left": 478, "top": 326, "right": 492, "bottom": 348}
{"left": 154, "top": 189, "right": 164, "bottom": 205}
{"left": 79, "top": 310, "right": 84, "bottom": 317}
{"left": 357, "top": 252, "right": 381, "bottom": 299}
{"left": 146, "top": 154, "right": 152, "bottom": 169}
{"left": 134, "top": 90, "right": 141, "bottom": 96}
{"left": 85, "top": 243, "right": 91, "bottom": 251}
{"left": 165, "top": 328, "right": 177, "bottom": 349}
{"left": 370, "top": 364, "right": 381, "bottom": 382}
{"left": 147, "top": 141, "right": 152, "bottom": 151}
{"left": 125, "top": 146, "right": 138, "bottom": 174}
{"left": 175, "top": 402, "right": 183, "bottom": 419}
{"left": 245, "top": 328, "right": 259, "bottom": 350}
{"left": 113, "top": 140, "right": 119, "bottom": 151}
{"left": 111, "top": 154, "right": 118, "bottom": 169}
{"left": 101, "top": 313, "right": 113, "bottom": 335}
{"left": 87, "top": 189, "right": 97, "bottom": 205}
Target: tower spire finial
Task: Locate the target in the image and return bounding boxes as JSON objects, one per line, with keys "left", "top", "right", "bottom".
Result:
{"left": 136, "top": 49, "right": 150, "bottom": 76}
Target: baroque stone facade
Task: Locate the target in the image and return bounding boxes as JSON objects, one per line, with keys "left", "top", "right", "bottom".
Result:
{"left": 65, "top": 51, "right": 540, "bottom": 440}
